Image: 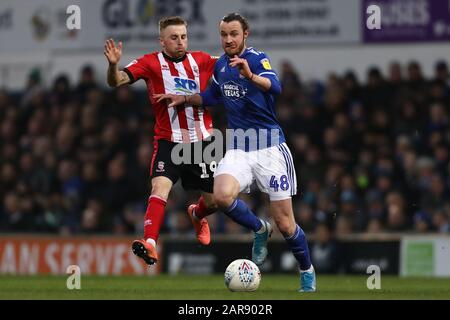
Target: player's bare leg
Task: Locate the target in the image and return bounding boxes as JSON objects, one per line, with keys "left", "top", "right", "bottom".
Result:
{"left": 213, "top": 174, "right": 240, "bottom": 209}
{"left": 150, "top": 176, "right": 173, "bottom": 200}
{"left": 270, "top": 199, "right": 316, "bottom": 292}
{"left": 132, "top": 176, "right": 172, "bottom": 265}
{"left": 214, "top": 174, "right": 272, "bottom": 265}
{"left": 188, "top": 192, "right": 217, "bottom": 245}
{"left": 269, "top": 199, "right": 296, "bottom": 235}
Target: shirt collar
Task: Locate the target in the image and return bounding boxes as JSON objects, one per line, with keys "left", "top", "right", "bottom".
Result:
{"left": 225, "top": 47, "right": 250, "bottom": 61}
{"left": 162, "top": 51, "right": 187, "bottom": 63}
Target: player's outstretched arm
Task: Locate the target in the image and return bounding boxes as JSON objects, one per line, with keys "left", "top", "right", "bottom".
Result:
{"left": 154, "top": 94, "right": 203, "bottom": 108}
{"left": 104, "top": 38, "right": 130, "bottom": 87}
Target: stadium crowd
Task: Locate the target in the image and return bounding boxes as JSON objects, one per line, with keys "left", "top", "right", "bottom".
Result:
{"left": 1, "top": 60, "right": 450, "bottom": 238}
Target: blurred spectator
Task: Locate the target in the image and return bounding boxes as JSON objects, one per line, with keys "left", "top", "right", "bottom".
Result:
{"left": 413, "top": 210, "right": 433, "bottom": 233}
{"left": 343, "top": 71, "right": 362, "bottom": 103}
{"left": 432, "top": 208, "right": 450, "bottom": 233}
{"left": 394, "top": 100, "right": 422, "bottom": 137}
{"left": 311, "top": 223, "right": 340, "bottom": 274}
{"left": 335, "top": 215, "right": 354, "bottom": 236}
{"left": 129, "top": 141, "right": 152, "bottom": 200}
{"left": 388, "top": 61, "right": 403, "bottom": 85}
{"left": 1, "top": 192, "right": 32, "bottom": 231}
{"left": 385, "top": 191, "right": 409, "bottom": 232}
{"left": 420, "top": 174, "right": 446, "bottom": 212}
{"left": 296, "top": 202, "right": 315, "bottom": 232}
{"left": 340, "top": 190, "right": 365, "bottom": 231}
{"left": 367, "top": 218, "right": 384, "bottom": 233}
{"left": 20, "top": 68, "right": 44, "bottom": 109}
{"left": 76, "top": 65, "right": 98, "bottom": 103}
{"left": 80, "top": 199, "right": 107, "bottom": 233}
{"left": 434, "top": 60, "right": 449, "bottom": 83}
{"left": 364, "top": 189, "right": 385, "bottom": 230}
{"left": 51, "top": 74, "right": 72, "bottom": 106}
{"left": 103, "top": 154, "right": 135, "bottom": 220}
{"left": 41, "top": 192, "right": 65, "bottom": 232}
{"left": 407, "top": 61, "right": 425, "bottom": 88}
{"left": 362, "top": 67, "right": 391, "bottom": 110}
{"left": 280, "top": 60, "right": 302, "bottom": 100}
{"left": 120, "top": 202, "right": 146, "bottom": 235}
{"left": 406, "top": 61, "right": 428, "bottom": 106}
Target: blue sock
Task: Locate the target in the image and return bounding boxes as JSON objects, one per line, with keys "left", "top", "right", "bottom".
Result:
{"left": 284, "top": 224, "right": 312, "bottom": 271}
{"left": 224, "top": 199, "right": 263, "bottom": 232}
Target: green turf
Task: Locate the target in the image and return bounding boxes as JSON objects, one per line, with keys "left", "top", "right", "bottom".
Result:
{"left": 1, "top": 275, "right": 450, "bottom": 299}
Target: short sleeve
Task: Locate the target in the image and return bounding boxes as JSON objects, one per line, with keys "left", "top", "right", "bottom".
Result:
{"left": 200, "top": 52, "right": 218, "bottom": 77}
{"left": 123, "top": 55, "right": 150, "bottom": 83}
{"left": 251, "top": 53, "right": 279, "bottom": 80}
{"left": 250, "top": 53, "right": 281, "bottom": 95}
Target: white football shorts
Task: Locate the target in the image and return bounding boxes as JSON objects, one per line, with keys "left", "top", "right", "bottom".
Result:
{"left": 214, "top": 142, "right": 297, "bottom": 201}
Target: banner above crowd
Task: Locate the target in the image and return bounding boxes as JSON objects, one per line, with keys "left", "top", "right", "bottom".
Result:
{"left": 0, "top": 0, "right": 448, "bottom": 54}
{"left": 363, "top": 0, "right": 450, "bottom": 43}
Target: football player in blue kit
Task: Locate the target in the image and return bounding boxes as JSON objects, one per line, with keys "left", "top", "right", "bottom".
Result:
{"left": 155, "top": 13, "right": 316, "bottom": 292}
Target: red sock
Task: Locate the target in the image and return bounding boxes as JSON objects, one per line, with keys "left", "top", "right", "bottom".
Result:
{"left": 143, "top": 195, "right": 167, "bottom": 242}
{"left": 194, "top": 196, "right": 216, "bottom": 220}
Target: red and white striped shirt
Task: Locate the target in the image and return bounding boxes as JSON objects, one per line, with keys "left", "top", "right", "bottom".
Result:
{"left": 124, "top": 51, "right": 216, "bottom": 143}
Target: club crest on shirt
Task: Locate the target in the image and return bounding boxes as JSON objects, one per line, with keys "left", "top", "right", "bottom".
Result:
{"left": 261, "top": 58, "right": 272, "bottom": 70}
{"left": 192, "top": 65, "right": 199, "bottom": 76}
{"left": 156, "top": 161, "right": 165, "bottom": 172}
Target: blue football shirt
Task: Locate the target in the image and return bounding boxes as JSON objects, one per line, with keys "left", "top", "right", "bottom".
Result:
{"left": 200, "top": 47, "right": 285, "bottom": 151}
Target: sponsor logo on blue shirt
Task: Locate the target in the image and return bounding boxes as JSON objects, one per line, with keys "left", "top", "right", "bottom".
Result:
{"left": 221, "top": 81, "right": 247, "bottom": 100}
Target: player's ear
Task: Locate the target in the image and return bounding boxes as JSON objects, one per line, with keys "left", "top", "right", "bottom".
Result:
{"left": 243, "top": 30, "right": 249, "bottom": 41}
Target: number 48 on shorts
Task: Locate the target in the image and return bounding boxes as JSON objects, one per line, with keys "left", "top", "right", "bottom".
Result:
{"left": 269, "top": 175, "right": 289, "bottom": 192}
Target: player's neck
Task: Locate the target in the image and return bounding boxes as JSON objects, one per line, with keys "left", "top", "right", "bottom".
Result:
{"left": 238, "top": 46, "right": 247, "bottom": 57}
{"left": 226, "top": 46, "right": 247, "bottom": 58}
{"left": 162, "top": 50, "right": 187, "bottom": 63}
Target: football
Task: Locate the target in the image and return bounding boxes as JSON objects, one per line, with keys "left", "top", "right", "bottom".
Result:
{"left": 224, "top": 259, "right": 261, "bottom": 292}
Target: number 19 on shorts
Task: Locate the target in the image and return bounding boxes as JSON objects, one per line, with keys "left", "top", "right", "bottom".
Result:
{"left": 199, "top": 161, "right": 217, "bottom": 178}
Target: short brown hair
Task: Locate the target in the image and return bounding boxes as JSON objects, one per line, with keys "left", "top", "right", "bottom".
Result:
{"left": 159, "top": 16, "right": 187, "bottom": 33}
{"left": 221, "top": 13, "right": 249, "bottom": 32}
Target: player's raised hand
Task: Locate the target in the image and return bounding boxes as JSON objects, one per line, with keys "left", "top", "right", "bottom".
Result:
{"left": 153, "top": 93, "right": 185, "bottom": 108}
{"left": 104, "top": 38, "right": 123, "bottom": 65}
{"left": 229, "top": 55, "right": 253, "bottom": 79}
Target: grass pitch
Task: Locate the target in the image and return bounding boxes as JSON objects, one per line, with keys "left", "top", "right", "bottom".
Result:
{"left": 1, "top": 275, "right": 450, "bottom": 300}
